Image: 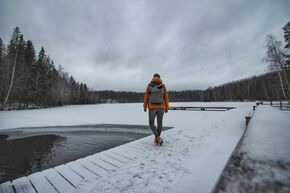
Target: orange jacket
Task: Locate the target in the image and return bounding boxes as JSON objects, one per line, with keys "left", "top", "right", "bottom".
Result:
{"left": 143, "top": 77, "right": 169, "bottom": 110}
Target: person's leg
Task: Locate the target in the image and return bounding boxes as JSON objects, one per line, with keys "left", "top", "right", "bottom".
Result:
{"left": 149, "top": 109, "right": 158, "bottom": 136}
{"left": 156, "top": 109, "right": 165, "bottom": 136}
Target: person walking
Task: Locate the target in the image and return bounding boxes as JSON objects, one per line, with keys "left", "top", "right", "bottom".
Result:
{"left": 143, "top": 73, "right": 169, "bottom": 145}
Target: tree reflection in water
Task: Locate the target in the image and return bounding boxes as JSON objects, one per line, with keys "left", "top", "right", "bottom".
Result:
{"left": 0, "top": 134, "right": 65, "bottom": 182}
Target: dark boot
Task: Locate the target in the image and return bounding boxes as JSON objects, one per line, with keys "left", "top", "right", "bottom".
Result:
{"left": 155, "top": 135, "right": 161, "bottom": 145}
{"left": 154, "top": 135, "right": 158, "bottom": 145}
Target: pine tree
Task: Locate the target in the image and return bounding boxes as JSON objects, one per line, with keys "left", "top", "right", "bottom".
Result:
{"left": 35, "top": 47, "right": 49, "bottom": 106}
{"left": 22, "top": 40, "right": 37, "bottom": 107}
{"left": 44, "top": 57, "right": 57, "bottom": 106}
{"left": 69, "top": 76, "right": 78, "bottom": 104}
{"left": 79, "top": 83, "right": 84, "bottom": 104}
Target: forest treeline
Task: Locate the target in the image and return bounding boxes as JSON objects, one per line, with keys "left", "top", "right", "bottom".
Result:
{"left": 0, "top": 23, "right": 289, "bottom": 110}
{"left": 0, "top": 27, "right": 97, "bottom": 109}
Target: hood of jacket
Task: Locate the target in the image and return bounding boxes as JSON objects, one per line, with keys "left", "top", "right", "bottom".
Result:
{"left": 150, "top": 77, "right": 162, "bottom": 84}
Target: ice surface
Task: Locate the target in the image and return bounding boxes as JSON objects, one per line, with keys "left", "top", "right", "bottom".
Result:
{"left": 0, "top": 102, "right": 250, "bottom": 130}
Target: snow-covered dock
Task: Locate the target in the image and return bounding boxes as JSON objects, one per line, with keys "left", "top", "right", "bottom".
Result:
{"left": 214, "top": 105, "right": 290, "bottom": 193}
{"left": 0, "top": 102, "right": 254, "bottom": 193}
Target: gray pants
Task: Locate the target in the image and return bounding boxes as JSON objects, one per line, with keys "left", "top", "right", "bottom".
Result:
{"left": 148, "top": 109, "right": 164, "bottom": 136}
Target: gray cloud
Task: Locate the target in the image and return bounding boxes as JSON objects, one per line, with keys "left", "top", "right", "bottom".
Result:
{"left": 1, "top": 0, "right": 289, "bottom": 91}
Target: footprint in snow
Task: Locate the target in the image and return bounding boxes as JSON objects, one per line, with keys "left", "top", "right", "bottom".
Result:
{"left": 182, "top": 147, "right": 189, "bottom": 154}
{"left": 133, "top": 174, "right": 142, "bottom": 179}
{"left": 163, "top": 187, "right": 172, "bottom": 193}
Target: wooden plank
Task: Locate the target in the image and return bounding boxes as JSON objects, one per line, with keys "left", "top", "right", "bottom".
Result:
{"left": 128, "top": 143, "right": 145, "bottom": 151}
{"left": 42, "top": 168, "right": 75, "bottom": 193}
{"left": 117, "top": 145, "right": 141, "bottom": 154}
{"left": 66, "top": 161, "right": 97, "bottom": 179}
{"left": 95, "top": 154, "right": 124, "bottom": 168}
{"left": 87, "top": 156, "right": 118, "bottom": 171}
{"left": 28, "top": 172, "right": 58, "bottom": 193}
{"left": 12, "top": 177, "right": 36, "bottom": 193}
{"left": 131, "top": 143, "right": 146, "bottom": 151}
{"left": 77, "top": 158, "right": 107, "bottom": 177}
{"left": 104, "top": 153, "right": 129, "bottom": 163}
{"left": 111, "top": 149, "right": 136, "bottom": 160}
{"left": 126, "top": 145, "right": 143, "bottom": 153}
{"left": 55, "top": 165, "right": 83, "bottom": 187}
{"left": 0, "top": 181, "right": 14, "bottom": 193}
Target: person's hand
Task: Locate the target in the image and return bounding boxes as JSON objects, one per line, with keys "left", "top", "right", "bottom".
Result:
{"left": 165, "top": 109, "right": 168, "bottom": 113}
{"left": 144, "top": 108, "right": 147, "bottom": 112}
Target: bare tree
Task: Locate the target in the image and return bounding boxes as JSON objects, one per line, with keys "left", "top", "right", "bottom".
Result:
{"left": 54, "top": 65, "right": 71, "bottom": 105}
{"left": 0, "top": 38, "right": 6, "bottom": 107}
{"left": 3, "top": 27, "right": 21, "bottom": 107}
{"left": 264, "top": 33, "right": 288, "bottom": 100}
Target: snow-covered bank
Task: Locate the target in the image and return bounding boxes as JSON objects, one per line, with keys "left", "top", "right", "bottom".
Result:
{"left": 0, "top": 102, "right": 254, "bottom": 193}
{"left": 215, "top": 105, "right": 290, "bottom": 193}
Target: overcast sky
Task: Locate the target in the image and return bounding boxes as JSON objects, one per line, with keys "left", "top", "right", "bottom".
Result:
{"left": 1, "top": 0, "right": 289, "bottom": 91}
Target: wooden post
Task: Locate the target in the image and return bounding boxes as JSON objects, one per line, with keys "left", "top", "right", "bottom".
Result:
{"left": 245, "top": 116, "right": 251, "bottom": 126}
{"left": 280, "top": 101, "right": 282, "bottom": 109}
{"left": 270, "top": 101, "right": 272, "bottom": 106}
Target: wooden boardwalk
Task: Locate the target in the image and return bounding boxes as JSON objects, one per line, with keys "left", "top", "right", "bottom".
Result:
{"left": 0, "top": 141, "right": 143, "bottom": 193}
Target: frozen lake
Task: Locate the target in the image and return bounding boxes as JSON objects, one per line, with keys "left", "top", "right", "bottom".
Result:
{"left": 0, "top": 102, "right": 252, "bottom": 130}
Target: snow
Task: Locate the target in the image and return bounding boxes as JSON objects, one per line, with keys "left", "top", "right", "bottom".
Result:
{"left": 0, "top": 102, "right": 255, "bottom": 193}
{"left": 12, "top": 177, "right": 37, "bottom": 193}
{"left": 0, "top": 102, "right": 249, "bottom": 130}
{"left": 28, "top": 172, "right": 59, "bottom": 193}
{"left": 41, "top": 168, "right": 75, "bottom": 193}
{"left": 54, "top": 165, "right": 84, "bottom": 187}
{"left": 241, "top": 105, "right": 290, "bottom": 161}
{"left": 0, "top": 103, "right": 149, "bottom": 130}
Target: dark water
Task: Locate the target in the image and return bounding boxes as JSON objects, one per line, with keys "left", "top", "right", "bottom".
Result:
{"left": 0, "top": 124, "right": 156, "bottom": 183}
